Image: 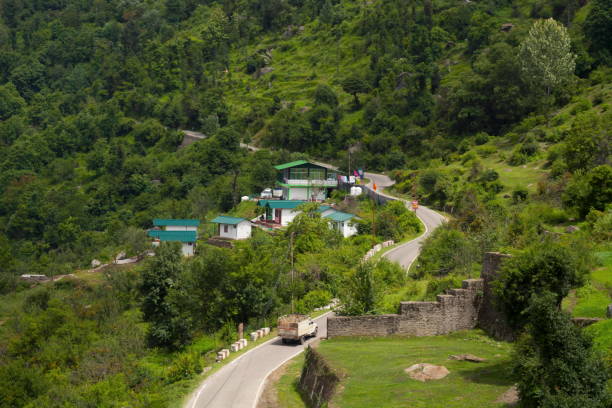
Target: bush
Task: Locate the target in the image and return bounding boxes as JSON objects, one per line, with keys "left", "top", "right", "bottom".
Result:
{"left": 423, "top": 275, "right": 464, "bottom": 300}
{"left": 513, "top": 294, "right": 610, "bottom": 408}
{"left": 512, "top": 188, "right": 528, "bottom": 203}
{"left": 494, "top": 240, "right": 589, "bottom": 330}
{"left": 508, "top": 148, "right": 528, "bottom": 165}
{"left": 414, "top": 225, "right": 477, "bottom": 278}
{"left": 165, "top": 352, "right": 202, "bottom": 383}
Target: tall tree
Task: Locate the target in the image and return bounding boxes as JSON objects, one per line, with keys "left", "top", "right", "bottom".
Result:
{"left": 519, "top": 18, "right": 575, "bottom": 99}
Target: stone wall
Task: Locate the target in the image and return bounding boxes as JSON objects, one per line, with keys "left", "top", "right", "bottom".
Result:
{"left": 478, "top": 252, "right": 515, "bottom": 341}
{"left": 327, "top": 279, "right": 484, "bottom": 337}
{"left": 299, "top": 346, "right": 341, "bottom": 408}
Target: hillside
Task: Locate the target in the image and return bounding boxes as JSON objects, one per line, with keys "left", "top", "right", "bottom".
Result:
{"left": 0, "top": 0, "right": 611, "bottom": 407}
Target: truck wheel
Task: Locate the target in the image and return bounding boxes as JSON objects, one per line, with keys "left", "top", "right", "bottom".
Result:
{"left": 281, "top": 338, "right": 287, "bottom": 345}
{"left": 300, "top": 336, "right": 305, "bottom": 345}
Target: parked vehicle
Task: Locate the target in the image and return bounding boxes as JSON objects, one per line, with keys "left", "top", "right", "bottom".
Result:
{"left": 278, "top": 314, "right": 318, "bottom": 344}
{"left": 261, "top": 188, "right": 273, "bottom": 199}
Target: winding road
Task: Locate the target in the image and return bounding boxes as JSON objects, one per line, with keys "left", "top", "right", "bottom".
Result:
{"left": 186, "top": 312, "right": 331, "bottom": 408}
{"left": 365, "top": 172, "right": 446, "bottom": 269}
{"left": 185, "top": 167, "right": 445, "bottom": 408}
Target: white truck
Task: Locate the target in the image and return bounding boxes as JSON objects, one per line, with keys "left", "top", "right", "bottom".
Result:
{"left": 278, "top": 314, "right": 318, "bottom": 344}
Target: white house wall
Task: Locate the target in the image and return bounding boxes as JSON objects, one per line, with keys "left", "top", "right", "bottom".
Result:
{"left": 236, "top": 222, "right": 252, "bottom": 239}
{"left": 181, "top": 243, "right": 195, "bottom": 256}
{"left": 165, "top": 225, "right": 198, "bottom": 232}
{"left": 219, "top": 224, "right": 238, "bottom": 239}
{"left": 288, "top": 187, "right": 326, "bottom": 201}
{"left": 343, "top": 221, "right": 358, "bottom": 238}
{"left": 281, "top": 209, "right": 300, "bottom": 226}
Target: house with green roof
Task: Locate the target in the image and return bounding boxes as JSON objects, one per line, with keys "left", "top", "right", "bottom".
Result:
{"left": 323, "top": 211, "right": 359, "bottom": 238}
{"left": 147, "top": 230, "right": 197, "bottom": 256}
{"left": 274, "top": 160, "right": 339, "bottom": 200}
{"left": 211, "top": 216, "right": 252, "bottom": 240}
{"left": 257, "top": 200, "right": 306, "bottom": 226}
{"left": 149, "top": 219, "right": 200, "bottom": 256}
{"left": 153, "top": 219, "right": 200, "bottom": 231}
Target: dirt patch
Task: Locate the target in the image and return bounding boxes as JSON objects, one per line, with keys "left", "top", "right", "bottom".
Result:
{"left": 495, "top": 385, "right": 519, "bottom": 406}
{"left": 405, "top": 363, "right": 450, "bottom": 382}
{"left": 257, "top": 359, "right": 290, "bottom": 408}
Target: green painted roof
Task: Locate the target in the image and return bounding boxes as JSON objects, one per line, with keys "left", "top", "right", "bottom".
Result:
{"left": 274, "top": 160, "right": 309, "bottom": 170}
{"left": 148, "top": 230, "right": 197, "bottom": 242}
{"left": 324, "top": 211, "right": 355, "bottom": 222}
{"left": 211, "top": 216, "right": 247, "bottom": 225}
{"left": 262, "top": 200, "right": 306, "bottom": 209}
{"left": 153, "top": 219, "right": 200, "bottom": 227}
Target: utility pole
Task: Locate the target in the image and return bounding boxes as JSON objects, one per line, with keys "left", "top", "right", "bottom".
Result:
{"left": 290, "top": 231, "right": 295, "bottom": 313}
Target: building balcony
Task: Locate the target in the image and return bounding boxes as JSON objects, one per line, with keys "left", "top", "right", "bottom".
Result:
{"left": 280, "top": 178, "right": 338, "bottom": 187}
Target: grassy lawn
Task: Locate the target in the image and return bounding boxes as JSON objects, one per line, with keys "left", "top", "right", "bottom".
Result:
{"left": 565, "top": 250, "right": 612, "bottom": 318}
{"left": 275, "top": 354, "right": 308, "bottom": 408}
{"left": 275, "top": 330, "right": 513, "bottom": 408}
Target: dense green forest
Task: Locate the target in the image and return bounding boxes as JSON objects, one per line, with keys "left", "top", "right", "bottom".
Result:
{"left": 0, "top": 0, "right": 611, "bottom": 406}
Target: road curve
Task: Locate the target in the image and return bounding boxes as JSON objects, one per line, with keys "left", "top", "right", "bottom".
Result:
{"left": 365, "top": 172, "right": 446, "bottom": 269}
{"left": 186, "top": 312, "right": 331, "bottom": 408}
{"left": 185, "top": 168, "right": 444, "bottom": 408}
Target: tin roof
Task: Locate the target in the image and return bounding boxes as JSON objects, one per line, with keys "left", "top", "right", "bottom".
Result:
{"left": 153, "top": 219, "right": 200, "bottom": 227}
{"left": 324, "top": 211, "right": 355, "bottom": 222}
{"left": 210, "top": 215, "right": 248, "bottom": 225}
{"left": 258, "top": 200, "right": 306, "bottom": 209}
{"left": 147, "top": 230, "right": 197, "bottom": 242}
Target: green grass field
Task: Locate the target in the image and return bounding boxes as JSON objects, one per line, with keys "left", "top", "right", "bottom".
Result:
{"left": 565, "top": 250, "right": 612, "bottom": 318}
{"left": 274, "top": 330, "right": 514, "bottom": 408}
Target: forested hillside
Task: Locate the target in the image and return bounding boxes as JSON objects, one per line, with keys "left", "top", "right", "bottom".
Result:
{"left": 0, "top": 0, "right": 611, "bottom": 406}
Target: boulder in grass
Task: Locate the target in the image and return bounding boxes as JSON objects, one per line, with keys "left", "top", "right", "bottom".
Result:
{"left": 405, "top": 363, "right": 450, "bottom": 382}
{"left": 449, "top": 354, "right": 487, "bottom": 362}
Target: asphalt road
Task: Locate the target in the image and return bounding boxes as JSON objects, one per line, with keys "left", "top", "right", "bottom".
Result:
{"left": 365, "top": 172, "right": 446, "bottom": 269}
{"left": 185, "top": 169, "right": 444, "bottom": 408}
{"left": 186, "top": 312, "right": 331, "bottom": 408}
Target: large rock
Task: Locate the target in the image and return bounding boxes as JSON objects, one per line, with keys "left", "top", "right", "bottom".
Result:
{"left": 91, "top": 259, "right": 101, "bottom": 268}
{"left": 405, "top": 363, "right": 450, "bottom": 382}
{"left": 449, "top": 354, "right": 487, "bottom": 362}
{"left": 565, "top": 225, "right": 580, "bottom": 233}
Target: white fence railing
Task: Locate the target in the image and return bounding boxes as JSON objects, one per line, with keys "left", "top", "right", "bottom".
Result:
{"left": 284, "top": 179, "right": 338, "bottom": 187}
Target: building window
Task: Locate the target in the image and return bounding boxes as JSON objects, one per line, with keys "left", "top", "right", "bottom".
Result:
{"left": 289, "top": 167, "right": 308, "bottom": 180}
{"left": 310, "top": 168, "right": 325, "bottom": 180}
{"left": 224, "top": 225, "right": 228, "bottom": 233}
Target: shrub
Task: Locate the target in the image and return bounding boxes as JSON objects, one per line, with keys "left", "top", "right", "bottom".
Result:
{"left": 414, "top": 226, "right": 477, "bottom": 278}
{"left": 165, "top": 352, "right": 202, "bottom": 383}
{"left": 494, "top": 240, "right": 589, "bottom": 330}
{"left": 512, "top": 188, "right": 528, "bottom": 203}
{"left": 508, "top": 148, "right": 527, "bottom": 165}
{"left": 513, "top": 294, "right": 610, "bottom": 408}
{"left": 474, "top": 132, "right": 490, "bottom": 145}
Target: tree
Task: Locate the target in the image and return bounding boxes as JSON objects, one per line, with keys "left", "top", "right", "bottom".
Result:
{"left": 341, "top": 76, "right": 370, "bottom": 107}
{"left": 313, "top": 84, "right": 339, "bottom": 108}
{"left": 563, "top": 111, "right": 610, "bottom": 172}
{"left": 584, "top": 0, "right": 612, "bottom": 64}
{"left": 494, "top": 240, "right": 589, "bottom": 330}
{"left": 140, "top": 243, "right": 191, "bottom": 349}
{"left": 339, "top": 262, "right": 380, "bottom": 315}
{"left": 563, "top": 165, "right": 612, "bottom": 218}
{"left": 519, "top": 18, "right": 575, "bottom": 99}
{"left": 513, "top": 293, "right": 610, "bottom": 408}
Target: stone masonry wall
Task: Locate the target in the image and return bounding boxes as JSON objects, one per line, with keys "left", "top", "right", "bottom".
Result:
{"left": 478, "top": 252, "right": 515, "bottom": 341}
{"left": 327, "top": 279, "right": 484, "bottom": 337}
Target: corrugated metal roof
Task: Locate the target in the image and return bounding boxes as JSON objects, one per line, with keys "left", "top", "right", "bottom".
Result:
{"left": 211, "top": 215, "right": 247, "bottom": 225}
{"left": 148, "top": 230, "right": 197, "bottom": 242}
{"left": 274, "top": 160, "right": 309, "bottom": 170}
{"left": 153, "top": 219, "right": 200, "bottom": 227}
{"left": 324, "top": 211, "right": 355, "bottom": 222}
{"left": 262, "top": 200, "right": 306, "bottom": 209}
